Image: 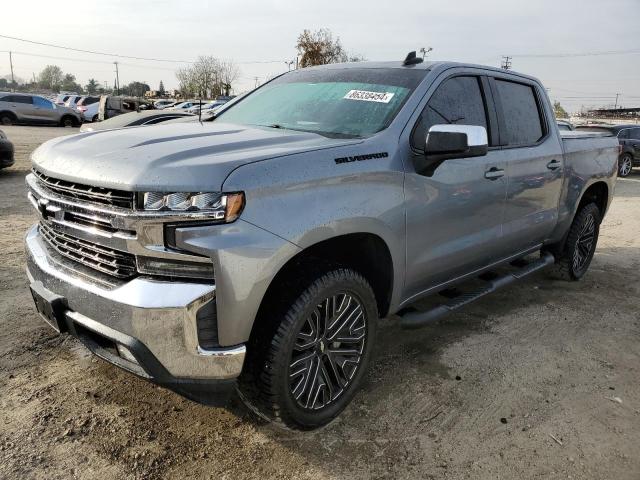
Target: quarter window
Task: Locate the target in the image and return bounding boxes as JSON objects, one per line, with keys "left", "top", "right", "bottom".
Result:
{"left": 495, "top": 80, "right": 544, "bottom": 146}
{"left": 33, "top": 96, "right": 54, "bottom": 109}
{"left": 412, "top": 76, "right": 488, "bottom": 149}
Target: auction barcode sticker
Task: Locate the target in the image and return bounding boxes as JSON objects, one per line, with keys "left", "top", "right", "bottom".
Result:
{"left": 343, "top": 90, "right": 395, "bottom": 103}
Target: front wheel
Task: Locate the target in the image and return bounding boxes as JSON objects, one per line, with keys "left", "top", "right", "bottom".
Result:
{"left": 550, "top": 203, "right": 601, "bottom": 281}
{"left": 618, "top": 153, "right": 633, "bottom": 177}
{"left": 238, "top": 268, "right": 378, "bottom": 430}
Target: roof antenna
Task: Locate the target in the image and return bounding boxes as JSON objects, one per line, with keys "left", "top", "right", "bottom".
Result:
{"left": 403, "top": 51, "right": 423, "bottom": 66}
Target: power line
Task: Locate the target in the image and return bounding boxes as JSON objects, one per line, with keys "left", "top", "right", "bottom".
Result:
{"left": 0, "top": 34, "right": 285, "bottom": 65}
{"left": 512, "top": 48, "right": 640, "bottom": 58}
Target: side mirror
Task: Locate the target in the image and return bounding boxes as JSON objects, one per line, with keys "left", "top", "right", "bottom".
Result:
{"left": 425, "top": 124, "right": 488, "bottom": 159}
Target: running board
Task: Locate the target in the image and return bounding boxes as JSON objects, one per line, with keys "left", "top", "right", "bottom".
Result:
{"left": 399, "top": 252, "right": 555, "bottom": 330}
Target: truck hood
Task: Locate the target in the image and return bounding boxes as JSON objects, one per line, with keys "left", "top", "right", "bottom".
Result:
{"left": 31, "top": 122, "right": 360, "bottom": 192}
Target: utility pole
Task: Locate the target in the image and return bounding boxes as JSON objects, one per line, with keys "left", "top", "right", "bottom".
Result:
{"left": 501, "top": 56, "right": 512, "bottom": 70}
{"left": 254, "top": 76, "right": 259, "bottom": 88}
{"left": 113, "top": 62, "right": 120, "bottom": 95}
{"left": 419, "top": 47, "right": 433, "bottom": 59}
{"left": 614, "top": 93, "right": 620, "bottom": 110}
{"left": 9, "top": 51, "right": 15, "bottom": 91}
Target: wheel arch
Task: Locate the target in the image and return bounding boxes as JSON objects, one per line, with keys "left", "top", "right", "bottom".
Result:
{"left": 254, "top": 232, "right": 395, "bottom": 332}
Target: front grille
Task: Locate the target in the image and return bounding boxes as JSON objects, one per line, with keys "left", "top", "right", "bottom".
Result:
{"left": 39, "top": 222, "right": 137, "bottom": 279}
{"left": 33, "top": 169, "right": 134, "bottom": 209}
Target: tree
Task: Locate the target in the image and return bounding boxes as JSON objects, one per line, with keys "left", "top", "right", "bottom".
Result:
{"left": 121, "top": 81, "right": 150, "bottom": 97}
{"left": 554, "top": 101, "right": 569, "bottom": 119}
{"left": 85, "top": 78, "right": 99, "bottom": 94}
{"left": 61, "top": 73, "right": 83, "bottom": 93}
{"left": 296, "top": 28, "right": 348, "bottom": 67}
{"left": 38, "top": 65, "right": 64, "bottom": 90}
{"left": 218, "top": 60, "right": 240, "bottom": 96}
{"left": 158, "top": 80, "right": 165, "bottom": 95}
{"left": 175, "top": 56, "right": 240, "bottom": 98}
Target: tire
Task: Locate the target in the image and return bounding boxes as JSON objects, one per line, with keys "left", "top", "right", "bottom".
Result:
{"left": 60, "top": 116, "right": 75, "bottom": 128}
{"left": 238, "top": 268, "right": 378, "bottom": 430}
{"left": 618, "top": 153, "right": 633, "bottom": 177}
{"left": 92, "top": 115, "right": 98, "bottom": 123}
{"left": 0, "top": 113, "right": 14, "bottom": 126}
{"left": 550, "top": 202, "right": 601, "bottom": 281}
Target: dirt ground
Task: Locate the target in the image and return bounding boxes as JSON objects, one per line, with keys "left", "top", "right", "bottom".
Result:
{"left": 0, "top": 125, "right": 638, "bottom": 480}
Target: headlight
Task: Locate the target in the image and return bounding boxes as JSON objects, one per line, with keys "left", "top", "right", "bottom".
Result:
{"left": 141, "top": 192, "right": 244, "bottom": 222}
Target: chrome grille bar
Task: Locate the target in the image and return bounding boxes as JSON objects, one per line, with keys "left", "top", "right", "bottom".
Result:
{"left": 33, "top": 169, "right": 134, "bottom": 209}
{"left": 39, "top": 222, "right": 137, "bottom": 279}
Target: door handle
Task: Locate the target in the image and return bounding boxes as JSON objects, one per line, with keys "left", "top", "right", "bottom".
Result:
{"left": 547, "top": 159, "right": 561, "bottom": 170}
{"left": 484, "top": 167, "right": 505, "bottom": 180}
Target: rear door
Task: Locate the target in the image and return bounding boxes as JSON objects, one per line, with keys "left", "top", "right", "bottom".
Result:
{"left": 489, "top": 76, "right": 563, "bottom": 252}
{"left": 403, "top": 73, "right": 508, "bottom": 298}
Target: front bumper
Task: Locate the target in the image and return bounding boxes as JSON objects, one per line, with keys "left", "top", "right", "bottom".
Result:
{"left": 25, "top": 225, "right": 246, "bottom": 401}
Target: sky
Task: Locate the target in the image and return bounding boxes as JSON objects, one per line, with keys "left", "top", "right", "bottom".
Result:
{"left": 0, "top": 0, "right": 638, "bottom": 113}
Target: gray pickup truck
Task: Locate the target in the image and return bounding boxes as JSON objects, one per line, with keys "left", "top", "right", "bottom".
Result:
{"left": 25, "top": 53, "right": 618, "bottom": 430}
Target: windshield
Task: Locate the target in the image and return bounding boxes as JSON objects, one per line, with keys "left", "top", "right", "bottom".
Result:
{"left": 217, "top": 68, "right": 425, "bottom": 138}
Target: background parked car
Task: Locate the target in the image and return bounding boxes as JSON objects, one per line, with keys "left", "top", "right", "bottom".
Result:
{"left": 63, "top": 95, "right": 83, "bottom": 110}
{"left": 169, "top": 101, "right": 199, "bottom": 110}
{"left": 0, "top": 93, "right": 81, "bottom": 127}
{"left": 75, "top": 96, "right": 101, "bottom": 122}
{"left": 80, "top": 109, "right": 194, "bottom": 132}
{"left": 576, "top": 124, "right": 640, "bottom": 177}
{"left": 0, "top": 129, "right": 14, "bottom": 169}
{"left": 98, "top": 95, "right": 151, "bottom": 121}
{"left": 53, "top": 92, "right": 79, "bottom": 105}
{"left": 186, "top": 100, "right": 226, "bottom": 114}
{"left": 153, "top": 99, "right": 177, "bottom": 109}
{"left": 557, "top": 120, "right": 575, "bottom": 131}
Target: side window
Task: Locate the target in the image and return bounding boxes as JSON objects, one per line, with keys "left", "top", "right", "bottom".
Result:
{"left": 412, "top": 76, "right": 488, "bottom": 149}
{"left": 630, "top": 128, "right": 640, "bottom": 141}
{"left": 618, "top": 129, "right": 629, "bottom": 139}
{"left": 33, "top": 97, "right": 54, "bottom": 109}
{"left": 494, "top": 80, "right": 544, "bottom": 146}
{"left": 3, "top": 95, "right": 31, "bottom": 104}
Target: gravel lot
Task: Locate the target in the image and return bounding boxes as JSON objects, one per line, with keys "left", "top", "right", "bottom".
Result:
{"left": 1, "top": 125, "right": 639, "bottom": 480}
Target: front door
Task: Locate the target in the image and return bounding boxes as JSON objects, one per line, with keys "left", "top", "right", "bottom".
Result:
{"left": 403, "top": 75, "right": 508, "bottom": 301}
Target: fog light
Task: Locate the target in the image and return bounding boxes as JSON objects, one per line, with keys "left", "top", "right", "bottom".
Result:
{"left": 116, "top": 344, "right": 137, "bottom": 363}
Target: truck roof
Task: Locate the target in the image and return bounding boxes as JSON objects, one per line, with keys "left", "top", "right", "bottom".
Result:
{"left": 302, "top": 60, "right": 542, "bottom": 84}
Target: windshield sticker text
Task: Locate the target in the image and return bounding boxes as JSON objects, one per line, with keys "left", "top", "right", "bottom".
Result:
{"left": 343, "top": 90, "right": 395, "bottom": 103}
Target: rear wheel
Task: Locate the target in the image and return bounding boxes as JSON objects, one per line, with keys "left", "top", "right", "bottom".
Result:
{"left": 550, "top": 203, "right": 601, "bottom": 281}
{"left": 92, "top": 115, "right": 98, "bottom": 122}
{"left": 238, "top": 268, "right": 378, "bottom": 430}
{"left": 618, "top": 153, "right": 633, "bottom": 177}
{"left": 0, "top": 113, "right": 15, "bottom": 126}
{"left": 60, "top": 116, "right": 75, "bottom": 128}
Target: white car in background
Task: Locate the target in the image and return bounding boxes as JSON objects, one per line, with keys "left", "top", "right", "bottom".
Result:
{"left": 187, "top": 101, "right": 226, "bottom": 114}
{"left": 75, "top": 96, "right": 101, "bottom": 122}
{"left": 153, "top": 100, "right": 176, "bottom": 109}
{"left": 169, "top": 101, "right": 199, "bottom": 110}
{"left": 64, "top": 95, "right": 84, "bottom": 110}
{"left": 53, "top": 92, "right": 79, "bottom": 105}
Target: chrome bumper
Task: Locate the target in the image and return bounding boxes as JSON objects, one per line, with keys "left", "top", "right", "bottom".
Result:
{"left": 25, "top": 225, "right": 245, "bottom": 380}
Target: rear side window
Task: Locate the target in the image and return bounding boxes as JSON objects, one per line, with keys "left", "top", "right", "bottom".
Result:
{"left": 2, "top": 95, "right": 32, "bottom": 104}
{"left": 82, "top": 97, "right": 99, "bottom": 105}
{"left": 495, "top": 80, "right": 544, "bottom": 146}
{"left": 411, "top": 76, "right": 488, "bottom": 149}
{"left": 630, "top": 128, "right": 640, "bottom": 140}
